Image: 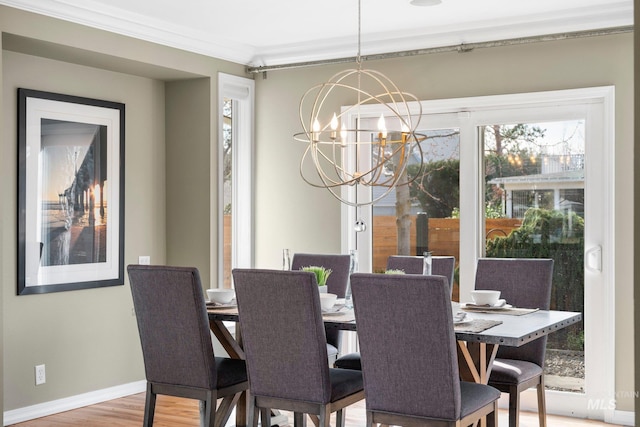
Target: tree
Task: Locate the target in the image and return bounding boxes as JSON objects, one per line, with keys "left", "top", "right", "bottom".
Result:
{"left": 484, "top": 124, "right": 545, "bottom": 214}
{"left": 408, "top": 159, "right": 460, "bottom": 218}
{"left": 390, "top": 123, "right": 547, "bottom": 255}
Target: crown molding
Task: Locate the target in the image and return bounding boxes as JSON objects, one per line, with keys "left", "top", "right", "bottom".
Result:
{"left": 0, "top": 0, "right": 633, "bottom": 66}
{"left": 251, "top": 3, "right": 633, "bottom": 66}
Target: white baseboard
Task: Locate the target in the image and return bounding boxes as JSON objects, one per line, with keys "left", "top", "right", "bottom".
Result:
{"left": 3, "top": 380, "right": 146, "bottom": 426}
{"left": 609, "top": 410, "right": 634, "bottom": 426}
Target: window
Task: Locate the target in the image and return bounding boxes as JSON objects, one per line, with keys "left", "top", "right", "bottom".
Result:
{"left": 217, "top": 74, "right": 254, "bottom": 288}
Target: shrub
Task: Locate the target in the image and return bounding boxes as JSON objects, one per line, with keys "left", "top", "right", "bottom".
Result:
{"left": 485, "top": 208, "right": 584, "bottom": 351}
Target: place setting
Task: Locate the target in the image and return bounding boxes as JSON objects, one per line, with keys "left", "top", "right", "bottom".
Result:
{"left": 453, "top": 310, "right": 472, "bottom": 325}
{"left": 450, "top": 302, "right": 502, "bottom": 333}
{"left": 320, "top": 295, "right": 355, "bottom": 321}
{"left": 205, "top": 288, "right": 238, "bottom": 309}
{"left": 460, "top": 290, "right": 539, "bottom": 315}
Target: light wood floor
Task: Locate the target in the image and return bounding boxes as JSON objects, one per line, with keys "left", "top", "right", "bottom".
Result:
{"left": 9, "top": 393, "right": 626, "bottom": 427}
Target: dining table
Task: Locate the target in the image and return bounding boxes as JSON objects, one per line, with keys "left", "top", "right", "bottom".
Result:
{"left": 207, "top": 301, "right": 582, "bottom": 427}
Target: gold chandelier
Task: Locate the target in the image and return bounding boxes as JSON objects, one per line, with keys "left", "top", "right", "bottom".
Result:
{"left": 294, "top": 0, "right": 426, "bottom": 207}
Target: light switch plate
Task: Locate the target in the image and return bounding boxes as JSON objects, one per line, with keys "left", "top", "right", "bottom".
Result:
{"left": 138, "top": 256, "right": 150, "bottom": 265}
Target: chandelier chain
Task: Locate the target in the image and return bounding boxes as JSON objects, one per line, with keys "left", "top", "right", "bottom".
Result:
{"left": 356, "top": 0, "right": 362, "bottom": 65}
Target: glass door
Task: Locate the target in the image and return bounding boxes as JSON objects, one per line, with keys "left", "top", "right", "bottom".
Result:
{"left": 349, "top": 87, "right": 614, "bottom": 420}
{"left": 359, "top": 113, "right": 461, "bottom": 297}
{"left": 482, "top": 119, "right": 586, "bottom": 392}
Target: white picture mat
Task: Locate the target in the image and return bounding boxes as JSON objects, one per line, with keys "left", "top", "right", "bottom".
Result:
{"left": 23, "top": 97, "right": 122, "bottom": 288}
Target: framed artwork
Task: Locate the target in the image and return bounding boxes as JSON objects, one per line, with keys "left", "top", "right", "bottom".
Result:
{"left": 17, "top": 89, "right": 125, "bottom": 294}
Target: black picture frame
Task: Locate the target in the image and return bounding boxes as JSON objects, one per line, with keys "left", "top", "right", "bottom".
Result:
{"left": 17, "top": 88, "right": 125, "bottom": 294}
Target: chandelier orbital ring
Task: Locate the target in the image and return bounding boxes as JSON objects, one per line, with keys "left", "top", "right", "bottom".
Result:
{"left": 293, "top": 0, "right": 427, "bottom": 209}
{"left": 294, "top": 67, "right": 426, "bottom": 207}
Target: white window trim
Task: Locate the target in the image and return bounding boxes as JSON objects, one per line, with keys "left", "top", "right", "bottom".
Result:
{"left": 216, "top": 73, "right": 255, "bottom": 287}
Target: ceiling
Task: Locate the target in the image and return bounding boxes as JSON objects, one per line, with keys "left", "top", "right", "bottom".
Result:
{"left": 0, "top": 0, "right": 633, "bottom": 67}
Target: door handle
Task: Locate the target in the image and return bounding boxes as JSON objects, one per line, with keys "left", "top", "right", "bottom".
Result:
{"left": 585, "top": 245, "right": 602, "bottom": 273}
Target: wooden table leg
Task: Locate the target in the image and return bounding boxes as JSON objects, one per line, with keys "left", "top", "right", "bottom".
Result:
{"left": 208, "top": 320, "right": 248, "bottom": 426}
{"left": 210, "top": 319, "right": 245, "bottom": 360}
{"left": 456, "top": 341, "right": 499, "bottom": 427}
{"left": 456, "top": 341, "right": 498, "bottom": 384}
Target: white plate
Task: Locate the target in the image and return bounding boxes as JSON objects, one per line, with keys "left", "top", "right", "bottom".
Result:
{"left": 453, "top": 311, "right": 471, "bottom": 324}
{"left": 206, "top": 300, "right": 237, "bottom": 308}
{"left": 322, "top": 305, "right": 349, "bottom": 315}
{"left": 322, "top": 310, "right": 349, "bottom": 317}
{"left": 461, "top": 300, "right": 512, "bottom": 310}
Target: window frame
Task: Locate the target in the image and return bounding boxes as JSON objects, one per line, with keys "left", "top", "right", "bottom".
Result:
{"left": 216, "top": 73, "right": 255, "bottom": 288}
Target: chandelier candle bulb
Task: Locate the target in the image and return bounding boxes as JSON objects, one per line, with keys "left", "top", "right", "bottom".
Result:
{"left": 330, "top": 113, "right": 339, "bottom": 140}
{"left": 312, "top": 118, "right": 321, "bottom": 142}
{"left": 401, "top": 123, "right": 409, "bottom": 143}
{"left": 378, "top": 114, "right": 387, "bottom": 143}
{"left": 340, "top": 123, "right": 348, "bottom": 144}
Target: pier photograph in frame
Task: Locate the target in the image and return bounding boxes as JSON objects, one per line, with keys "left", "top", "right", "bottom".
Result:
{"left": 17, "top": 89, "right": 125, "bottom": 294}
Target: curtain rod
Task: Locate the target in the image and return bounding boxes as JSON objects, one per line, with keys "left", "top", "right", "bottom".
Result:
{"left": 246, "top": 26, "right": 632, "bottom": 74}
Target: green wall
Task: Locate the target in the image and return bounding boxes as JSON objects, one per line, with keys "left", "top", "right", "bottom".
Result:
{"left": 0, "top": 5, "right": 246, "bottom": 420}
{"left": 165, "top": 79, "right": 214, "bottom": 279}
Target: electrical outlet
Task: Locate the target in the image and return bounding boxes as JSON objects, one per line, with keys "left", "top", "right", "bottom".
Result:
{"left": 138, "top": 256, "right": 150, "bottom": 265}
{"left": 35, "top": 364, "right": 46, "bottom": 385}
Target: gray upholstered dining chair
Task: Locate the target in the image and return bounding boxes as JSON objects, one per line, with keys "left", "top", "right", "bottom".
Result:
{"left": 127, "top": 265, "right": 248, "bottom": 427}
{"left": 474, "top": 257, "right": 554, "bottom": 427}
{"left": 333, "top": 254, "right": 456, "bottom": 371}
{"left": 350, "top": 272, "right": 500, "bottom": 427}
{"left": 232, "top": 268, "right": 365, "bottom": 427}
{"left": 290, "top": 253, "right": 351, "bottom": 363}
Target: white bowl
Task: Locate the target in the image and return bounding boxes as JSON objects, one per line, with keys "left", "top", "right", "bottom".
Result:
{"left": 206, "top": 288, "right": 236, "bottom": 304}
{"left": 470, "top": 290, "right": 501, "bottom": 306}
{"left": 319, "top": 293, "right": 338, "bottom": 311}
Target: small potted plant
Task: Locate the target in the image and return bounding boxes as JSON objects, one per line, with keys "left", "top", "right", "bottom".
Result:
{"left": 301, "top": 266, "right": 332, "bottom": 291}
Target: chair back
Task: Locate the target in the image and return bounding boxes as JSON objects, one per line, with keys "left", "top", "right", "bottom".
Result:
{"left": 232, "top": 268, "right": 332, "bottom": 404}
{"left": 291, "top": 253, "right": 351, "bottom": 297}
{"left": 386, "top": 255, "right": 456, "bottom": 296}
{"left": 127, "top": 265, "right": 216, "bottom": 390}
{"left": 474, "top": 258, "right": 554, "bottom": 366}
{"left": 351, "top": 273, "right": 461, "bottom": 420}
{"left": 291, "top": 253, "right": 351, "bottom": 351}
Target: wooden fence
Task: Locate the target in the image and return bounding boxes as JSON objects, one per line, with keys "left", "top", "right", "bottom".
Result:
{"left": 373, "top": 216, "right": 522, "bottom": 300}
{"left": 372, "top": 216, "right": 522, "bottom": 271}
{"left": 223, "top": 215, "right": 522, "bottom": 294}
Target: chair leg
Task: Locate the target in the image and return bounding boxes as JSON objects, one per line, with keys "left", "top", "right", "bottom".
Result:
{"left": 294, "top": 412, "right": 307, "bottom": 427}
{"left": 335, "top": 408, "right": 346, "bottom": 427}
{"left": 537, "top": 377, "right": 547, "bottom": 427}
{"left": 260, "top": 407, "right": 271, "bottom": 427}
{"left": 247, "top": 395, "right": 259, "bottom": 427}
{"left": 203, "top": 392, "right": 214, "bottom": 427}
{"left": 319, "top": 407, "right": 331, "bottom": 427}
{"left": 508, "top": 386, "right": 520, "bottom": 427}
{"left": 486, "top": 401, "right": 498, "bottom": 427}
{"left": 365, "top": 410, "right": 374, "bottom": 427}
{"left": 143, "top": 383, "right": 156, "bottom": 427}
